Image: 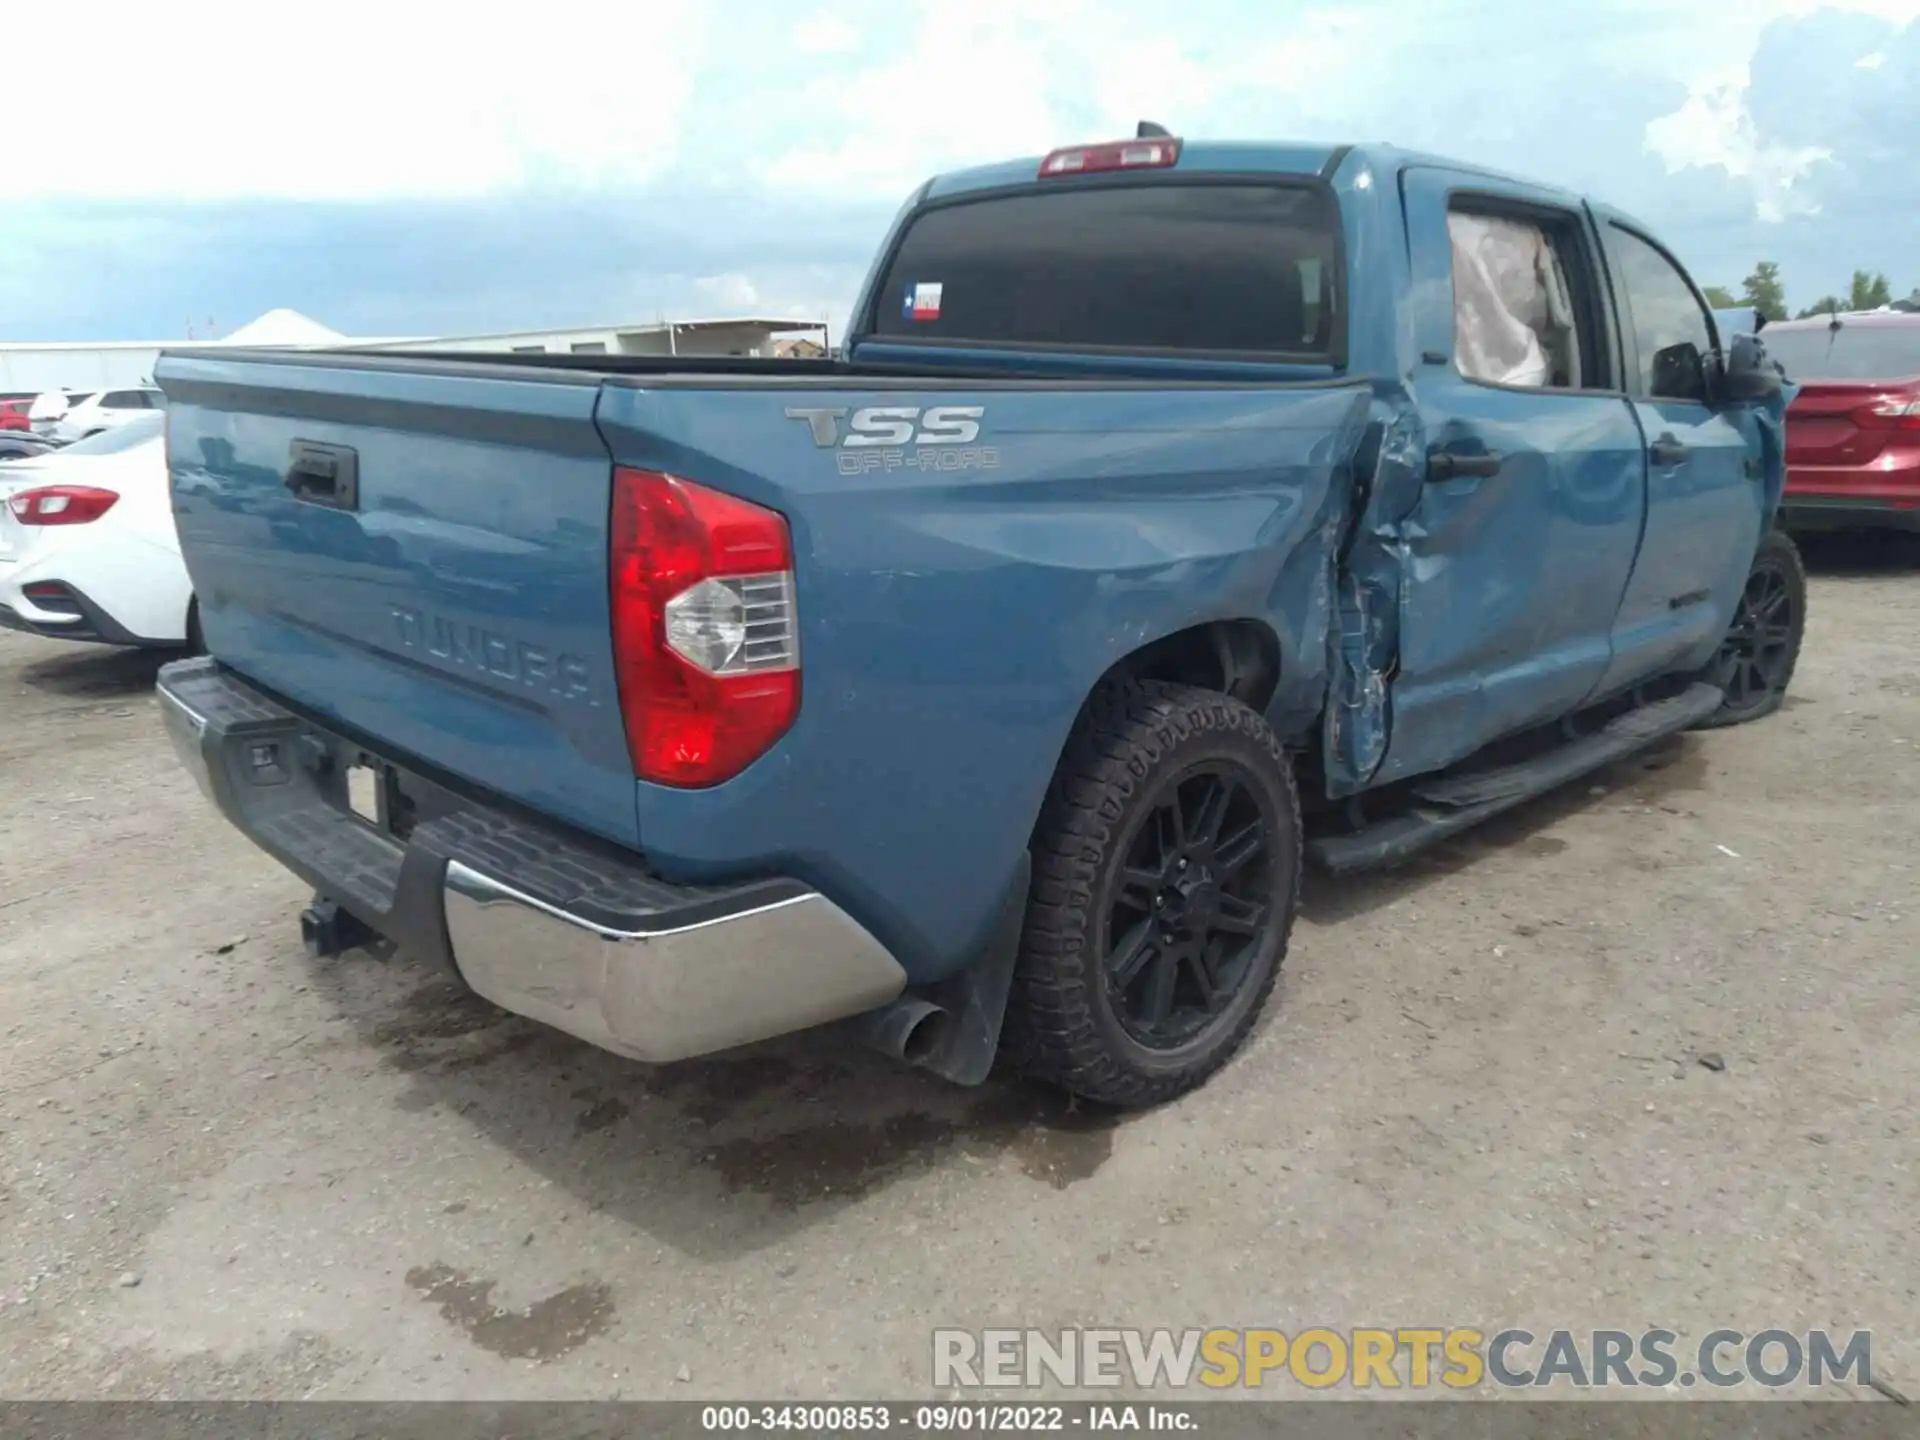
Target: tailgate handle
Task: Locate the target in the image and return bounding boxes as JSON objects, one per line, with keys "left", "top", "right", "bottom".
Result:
{"left": 285, "top": 441, "right": 359, "bottom": 510}
{"left": 1649, "top": 435, "right": 1690, "bottom": 467}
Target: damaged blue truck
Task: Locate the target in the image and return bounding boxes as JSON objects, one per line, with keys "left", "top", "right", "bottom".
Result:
{"left": 153, "top": 134, "right": 1800, "bottom": 1108}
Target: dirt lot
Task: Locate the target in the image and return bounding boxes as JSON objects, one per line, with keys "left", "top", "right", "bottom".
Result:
{"left": 1, "top": 535, "right": 1916, "bottom": 1402}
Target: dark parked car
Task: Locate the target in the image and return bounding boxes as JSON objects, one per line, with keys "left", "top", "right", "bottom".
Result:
{"left": 1765, "top": 311, "right": 1920, "bottom": 533}
{"left": 0, "top": 432, "right": 63, "bottom": 462}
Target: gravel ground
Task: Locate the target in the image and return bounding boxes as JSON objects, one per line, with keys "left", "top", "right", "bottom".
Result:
{"left": 1, "top": 534, "right": 1915, "bottom": 1403}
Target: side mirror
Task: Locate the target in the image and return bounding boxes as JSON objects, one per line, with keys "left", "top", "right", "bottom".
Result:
{"left": 1718, "top": 331, "right": 1783, "bottom": 403}
{"left": 1650, "top": 340, "right": 1709, "bottom": 404}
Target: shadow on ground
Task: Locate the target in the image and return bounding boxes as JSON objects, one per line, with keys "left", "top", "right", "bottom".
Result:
{"left": 1299, "top": 731, "right": 1715, "bottom": 925}
{"left": 1794, "top": 528, "right": 1920, "bottom": 575}
{"left": 299, "top": 951, "right": 1130, "bottom": 1261}
{"left": 284, "top": 729, "right": 1728, "bottom": 1262}
{"left": 15, "top": 643, "right": 179, "bottom": 699}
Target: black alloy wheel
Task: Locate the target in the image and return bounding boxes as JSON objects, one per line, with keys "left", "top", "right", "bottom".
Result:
{"left": 1718, "top": 566, "right": 1795, "bottom": 708}
{"left": 1694, "top": 528, "right": 1807, "bottom": 729}
{"left": 1004, "top": 681, "right": 1302, "bottom": 1108}
{"left": 1103, "top": 764, "right": 1276, "bottom": 1050}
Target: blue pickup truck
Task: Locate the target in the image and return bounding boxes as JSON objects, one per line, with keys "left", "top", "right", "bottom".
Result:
{"left": 154, "top": 133, "right": 1800, "bottom": 1108}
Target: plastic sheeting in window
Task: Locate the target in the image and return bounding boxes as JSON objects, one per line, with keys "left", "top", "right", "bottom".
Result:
{"left": 1449, "top": 213, "right": 1578, "bottom": 388}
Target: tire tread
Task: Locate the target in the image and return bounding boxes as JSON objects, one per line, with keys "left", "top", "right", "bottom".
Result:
{"left": 1003, "top": 679, "right": 1302, "bottom": 1107}
{"left": 1694, "top": 528, "right": 1808, "bottom": 729}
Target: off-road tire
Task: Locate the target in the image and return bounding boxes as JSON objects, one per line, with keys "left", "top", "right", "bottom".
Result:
{"left": 1691, "top": 528, "right": 1807, "bottom": 729}
{"left": 1002, "top": 680, "right": 1302, "bottom": 1108}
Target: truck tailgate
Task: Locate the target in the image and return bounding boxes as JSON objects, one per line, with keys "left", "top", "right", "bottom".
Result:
{"left": 159, "top": 354, "right": 641, "bottom": 846}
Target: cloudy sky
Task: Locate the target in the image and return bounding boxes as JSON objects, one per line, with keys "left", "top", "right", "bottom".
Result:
{"left": 8, "top": 0, "right": 1919, "bottom": 342}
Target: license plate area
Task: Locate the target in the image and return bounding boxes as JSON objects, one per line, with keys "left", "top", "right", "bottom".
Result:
{"left": 346, "top": 761, "right": 385, "bottom": 828}
{"left": 340, "top": 747, "right": 431, "bottom": 840}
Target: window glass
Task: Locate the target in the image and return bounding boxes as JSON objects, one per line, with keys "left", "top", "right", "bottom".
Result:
{"left": 872, "top": 183, "right": 1341, "bottom": 356}
{"left": 1760, "top": 322, "right": 1920, "bottom": 382}
{"left": 1610, "top": 227, "right": 1713, "bottom": 402}
{"left": 1449, "top": 211, "right": 1584, "bottom": 388}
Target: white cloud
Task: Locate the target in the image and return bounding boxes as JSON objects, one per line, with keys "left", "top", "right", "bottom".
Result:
{"left": 758, "top": 0, "right": 1384, "bottom": 198}
{"left": 693, "top": 273, "right": 762, "bottom": 309}
{"left": 763, "top": 2, "right": 1066, "bottom": 195}
{"left": 17, "top": 0, "right": 704, "bottom": 200}
{"left": 1645, "top": 81, "right": 1830, "bottom": 223}
{"left": 1642, "top": 0, "right": 1920, "bottom": 220}
{"left": 793, "top": 12, "right": 860, "bottom": 54}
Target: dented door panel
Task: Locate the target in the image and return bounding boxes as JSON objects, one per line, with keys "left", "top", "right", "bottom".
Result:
{"left": 1324, "top": 168, "right": 1649, "bottom": 796}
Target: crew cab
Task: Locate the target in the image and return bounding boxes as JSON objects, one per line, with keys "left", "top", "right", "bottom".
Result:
{"left": 152, "top": 134, "right": 1800, "bottom": 1108}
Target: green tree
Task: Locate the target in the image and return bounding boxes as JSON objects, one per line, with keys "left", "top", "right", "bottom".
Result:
{"left": 1740, "top": 262, "right": 1788, "bottom": 322}
{"left": 1703, "top": 285, "right": 1739, "bottom": 307}
{"left": 1847, "top": 270, "right": 1893, "bottom": 310}
{"left": 1797, "top": 296, "right": 1844, "bottom": 319}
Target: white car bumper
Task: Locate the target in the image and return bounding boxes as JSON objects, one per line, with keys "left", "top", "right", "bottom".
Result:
{"left": 0, "top": 526, "right": 191, "bottom": 647}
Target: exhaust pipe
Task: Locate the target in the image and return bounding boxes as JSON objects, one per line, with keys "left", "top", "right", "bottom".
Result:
{"left": 852, "top": 996, "right": 952, "bottom": 1068}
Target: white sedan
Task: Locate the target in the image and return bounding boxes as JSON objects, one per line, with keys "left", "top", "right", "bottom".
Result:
{"left": 49, "top": 386, "right": 167, "bottom": 443}
{"left": 0, "top": 412, "right": 197, "bottom": 649}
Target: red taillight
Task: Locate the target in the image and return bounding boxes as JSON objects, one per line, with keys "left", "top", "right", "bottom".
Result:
{"left": 609, "top": 468, "right": 800, "bottom": 788}
{"left": 1039, "top": 137, "right": 1181, "bottom": 178}
{"left": 1852, "top": 397, "right": 1920, "bottom": 431}
{"left": 7, "top": 485, "right": 120, "bottom": 525}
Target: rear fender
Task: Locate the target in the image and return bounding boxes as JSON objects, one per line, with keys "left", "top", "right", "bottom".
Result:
{"left": 596, "top": 380, "right": 1371, "bottom": 984}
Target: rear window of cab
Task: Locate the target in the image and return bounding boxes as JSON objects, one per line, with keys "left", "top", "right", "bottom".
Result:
{"left": 870, "top": 181, "right": 1342, "bottom": 361}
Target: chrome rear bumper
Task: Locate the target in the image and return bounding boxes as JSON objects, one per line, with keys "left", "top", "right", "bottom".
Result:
{"left": 441, "top": 862, "right": 905, "bottom": 1063}
{"left": 157, "top": 657, "right": 906, "bottom": 1063}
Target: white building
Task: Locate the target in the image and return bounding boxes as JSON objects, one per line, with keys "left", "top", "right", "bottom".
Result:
{"left": 366, "top": 317, "right": 829, "bottom": 360}
{"left": 1, "top": 310, "right": 829, "bottom": 398}
{"left": 0, "top": 310, "right": 356, "bottom": 395}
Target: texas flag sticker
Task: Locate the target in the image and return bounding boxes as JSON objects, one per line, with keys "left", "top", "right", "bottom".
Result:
{"left": 903, "top": 282, "right": 943, "bottom": 321}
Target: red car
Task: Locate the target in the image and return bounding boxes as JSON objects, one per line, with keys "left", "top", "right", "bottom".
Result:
{"left": 0, "top": 400, "right": 31, "bottom": 433}
{"left": 1763, "top": 311, "right": 1920, "bottom": 533}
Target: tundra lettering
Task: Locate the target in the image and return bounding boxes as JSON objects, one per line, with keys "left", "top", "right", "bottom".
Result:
{"left": 389, "top": 605, "right": 596, "bottom": 705}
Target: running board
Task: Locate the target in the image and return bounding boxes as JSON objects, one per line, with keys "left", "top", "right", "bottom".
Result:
{"left": 1309, "top": 682, "right": 1723, "bottom": 875}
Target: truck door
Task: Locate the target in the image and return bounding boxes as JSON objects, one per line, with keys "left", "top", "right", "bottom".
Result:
{"left": 1588, "top": 213, "right": 1772, "bottom": 693}
{"left": 1360, "top": 168, "right": 1648, "bottom": 788}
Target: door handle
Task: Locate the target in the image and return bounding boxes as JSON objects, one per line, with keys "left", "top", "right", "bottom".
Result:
{"left": 284, "top": 440, "right": 359, "bottom": 510}
{"left": 1649, "top": 435, "right": 1690, "bottom": 467}
{"left": 1426, "top": 449, "right": 1504, "bottom": 482}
